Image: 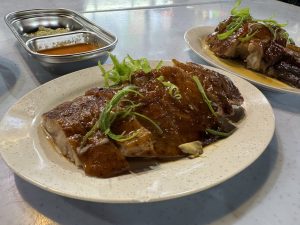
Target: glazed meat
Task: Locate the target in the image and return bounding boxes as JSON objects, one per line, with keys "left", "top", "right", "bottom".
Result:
{"left": 130, "top": 61, "right": 244, "bottom": 156}
{"left": 207, "top": 16, "right": 300, "bottom": 88}
{"left": 42, "top": 89, "right": 130, "bottom": 177}
{"left": 42, "top": 60, "right": 244, "bottom": 178}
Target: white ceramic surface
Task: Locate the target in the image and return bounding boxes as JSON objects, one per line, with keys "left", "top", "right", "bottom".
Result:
{"left": 184, "top": 26, "right": 300, "bottom": 95}
{"left": 0, "top": 61, "right": 275, "bottom": 203}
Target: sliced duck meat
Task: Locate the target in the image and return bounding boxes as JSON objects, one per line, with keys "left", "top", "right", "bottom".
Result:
{"left": 42, "top": 90, "right": 130, "bottom": 177}
{"left": 207, "top": 15, "right": 300, "bottom": 88}
{"left": 171, "top": 59, "right": 244, "bottom": 116}
{"left": 42, "top": 60, "right": 244, "bottom": 177}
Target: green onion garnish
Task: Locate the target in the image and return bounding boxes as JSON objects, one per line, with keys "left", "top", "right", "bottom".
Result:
{"left": 157, "top": 76, "right": 182, "bottom": 100}
{"left": 238, "top": 30, "right": 258, "bottom": 42}
{"left": 155, "top": 60, "right": 164, "bottom": 70}
{"left": 206, "top": 128, "right": 234, "bottom": 137}
{"left": 99, "top": 54, "right": 163, "bottom": 87}
{"left": 217, "top": 0, "right": 289, "bottom": 42}
{"left": 118, "top": 102, "right": 142, "bottom": 119}
{"left": 231, "top": 0, "right": 250, "bottom": 17}
{"left": 81, "top": 85, "right": 162, "bottom": 146}
{"left": 133, "top": 112, "right": 163, "bottom": 134}
{"left": 99, "top": 86, "right": 142, "bottom": 142}
{"left": 256, "top": 18, "right": 287, "bottom": 28}
{"left": 288, "top": 37, "right": 295, "bottom": 45}
{"left": 81, "top": 86, "right": 141, "bottom": 145}
{"left": 217, "top": 17, "right": 248, "bottom": 40}
{"left": 217, "top": 0, "right": 251, "bottom": 40}
{"left": 192, "top": 76, "right": 217, "bottom": 117}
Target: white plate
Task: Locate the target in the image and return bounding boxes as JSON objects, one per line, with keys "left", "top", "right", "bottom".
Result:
{"left": 0, "top": 61, "right": 274, "bottom": 203}
{"left": 184, "top": 26, "right": 300, "bottom": 95}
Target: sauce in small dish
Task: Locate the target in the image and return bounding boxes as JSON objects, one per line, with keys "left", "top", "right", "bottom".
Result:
{"left": 37, "top": 43, "right": 100, "bottom": 55}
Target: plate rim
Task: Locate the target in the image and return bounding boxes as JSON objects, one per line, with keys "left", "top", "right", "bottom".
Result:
{"left": 0, "top": 62, "right": 275, "bottom": 203}
{"left": 184, "top": 25, "right": 300, "bottom": 95}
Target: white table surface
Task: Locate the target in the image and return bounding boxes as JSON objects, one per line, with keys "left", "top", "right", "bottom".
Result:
{"left": 0, "top": 0, "right": 299, "bottom": 224}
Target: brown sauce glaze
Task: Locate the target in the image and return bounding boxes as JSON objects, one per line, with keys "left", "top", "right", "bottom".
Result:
{"left": 130, "top": 67, "right": 219, "bottom": 157}
{"left": 42, "top": 61, "right": 244, "bottom": 178}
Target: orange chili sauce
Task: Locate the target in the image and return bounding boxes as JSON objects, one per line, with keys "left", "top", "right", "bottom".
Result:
{"left": 37, "top": 43, "right": 100, "bottom": 55}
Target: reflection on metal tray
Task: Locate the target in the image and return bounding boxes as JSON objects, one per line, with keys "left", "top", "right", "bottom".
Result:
{"left": 5, "top": 9, "right": 118, "bottom": 74}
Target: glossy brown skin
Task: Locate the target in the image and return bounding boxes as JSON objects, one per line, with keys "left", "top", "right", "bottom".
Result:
{"left": 266, "top": 43, "right": 300, "bottom": 87}
{"left": 130, "top": 67, "right": 217, "bottom": 156}
{"left": 44, "top": 88, "right": 118, "bottom": 136}
{"left": 78, "top": 131, "right": 129, "bottom": 178}
{"left": 129, "top": 63, "right": 243, "bottom": 156}
{"left": 43, "top": 88, "right": 130, "bottom": 178}
{"left": 207, "top": 17, "right": 250, "bottom": 58}
{"left": 172, "top": 60, "right": 244, "bottom": 115}
{"left": 207, "top": 16, "right": 300, "bottom": 88}
{"left": 207, "top": 16, "right": 288, "bottom": 59}
{"left": 44, "top": 95, "right": 99, "bottom": 136}
{"left": 43, "top": 61, "right": 244, "bottom": 177}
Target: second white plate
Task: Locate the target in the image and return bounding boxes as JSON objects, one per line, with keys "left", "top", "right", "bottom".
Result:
{"left": 184, "top": 26, "right": 300, "bottom": 95}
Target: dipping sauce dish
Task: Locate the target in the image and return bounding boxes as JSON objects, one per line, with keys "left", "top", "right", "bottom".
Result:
{"left": 37, "top": 43, "right": 99, "bottom": 55}
{"left": 5, "top": 9, "right": 118, "bottom": 73}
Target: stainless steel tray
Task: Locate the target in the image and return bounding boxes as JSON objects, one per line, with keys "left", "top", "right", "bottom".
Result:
{"left": 5, "top": 9, "right": 118, "bottom": 73}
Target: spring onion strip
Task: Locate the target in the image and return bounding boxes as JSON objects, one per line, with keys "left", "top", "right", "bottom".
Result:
{"left": 99, "top": 86, "right": 142, "bottom": 140}
{"left": 104, "top": 129, "right": 140, "bottom": 142}
{"left": 119, "top": 103, "right": 142, "bottom": 119}
{"left": 239, "top": 30, "right": 259, "bottom": 42}
{"left": 81, "top": 85, "right": 163, "bottom": 145}
{"left": 81, "top": 86, "right": 141, "bottom": 146}
{"left": 99, "top": 54, "right": 163, "bottom": 87}
{"left": 80, "top": 120, "right": 101, "bottom": 148}
{"left": 98, "top": 61, "right": 109, "bottom": 87}
{"left": 155, "top": 60, "right": 163, "bottom": 69}
{"left": 126, "top": 55, "right": 152, "bottom": 73}
{"left": 255, "top": 18, "right": 287, "bottom": 27}
{"left": 218, "top": 17, "right": 247, "bottom": 40}
{"left": 217, "top": 0, "right": 289, "bottom": 41}
{"left": 231, "top": 0, "right": 249, "bottom": 17}
{"left": 133, "top": 112, "right": 163, "bottom": 134}
{"left": 206, "top": 128, "right": 234, "bottom": 137}
{"left": 157, "top": 76, "right": 182, "bottom": 100}
{"left": 288, "top": 37, "right": 295, "bottom": 45}
{"left": 217, "top": 0, "right": 251, "bottom": 40}
{"left": 192, "top": 76, "right": 217, "bottom": 117}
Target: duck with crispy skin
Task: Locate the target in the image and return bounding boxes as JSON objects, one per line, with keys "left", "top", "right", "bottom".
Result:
{"left": 206, "top": 0, "right": 300, "bottom": 88}
{"left": 42, "top": 58, "right": 244, "bottom": 178}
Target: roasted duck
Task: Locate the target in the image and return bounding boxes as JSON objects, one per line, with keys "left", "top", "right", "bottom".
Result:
{"left": 42, "top": 56, "right": 244, "bottom": 178}
{"left": 206, "top": 0, "right": 300, "bottom": 88}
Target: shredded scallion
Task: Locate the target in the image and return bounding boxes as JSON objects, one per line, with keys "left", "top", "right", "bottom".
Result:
{"left": 81, "top": 86, "right": 140, "bottom": 145}
{"left": 192, "top": 76, "right": 217, "bottom": 117}
{"left": 217, "top": 0, "right": 251, "bottom": 40}
{"left": 157, "top": 76, "right": 182, "bottom": 100}
{"left": 239, "top": 30, "right": 258, "bottom": 42}
{"left": 217, "top": 0, "right": 289, "bottom": 42}
{"left": 81, "top": 85, "right": 162, "bottom": 146}
{"left": 99, "top": 54, "right": 163, "bottom": 87}
{"left": 133, "top": 112, "right": 163, "bottom": 134}
{"left": 206, "top": 128, "right": 234, "bottom": 137}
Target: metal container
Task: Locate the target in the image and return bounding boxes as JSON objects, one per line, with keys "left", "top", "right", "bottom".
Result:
{"left": 5, "top": 9, "right": 117, "bottom": 73}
